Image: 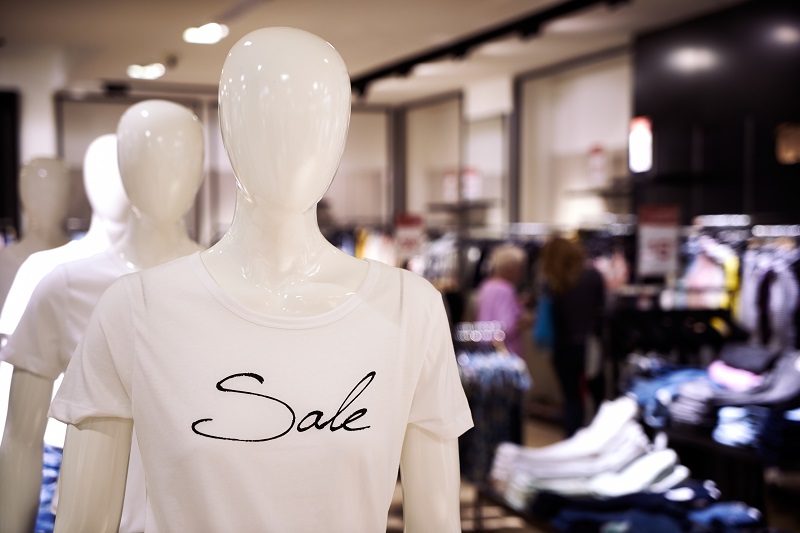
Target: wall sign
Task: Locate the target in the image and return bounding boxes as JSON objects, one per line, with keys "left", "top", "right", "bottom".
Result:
{"left": 637, "top": 204, "right": 680, "bottom": 277}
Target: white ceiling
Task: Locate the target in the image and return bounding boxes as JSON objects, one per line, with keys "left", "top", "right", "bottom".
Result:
{"left": 0, "top": 0, "right": 744, "bottom": 105}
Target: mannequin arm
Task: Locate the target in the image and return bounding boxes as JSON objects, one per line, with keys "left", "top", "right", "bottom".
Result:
{"left": 0, "top": 368, "right": 53, "bottom": 533}
{"left": 400, "top": 425, "right": 461, "bottom": 533}
{"left": 53, "top": 417, "right": 132, "bottom": 533}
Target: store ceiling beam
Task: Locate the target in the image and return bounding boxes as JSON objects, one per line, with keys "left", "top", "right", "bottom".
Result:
{"left": 350, "top": 0, "right": 631, "bottom": 98}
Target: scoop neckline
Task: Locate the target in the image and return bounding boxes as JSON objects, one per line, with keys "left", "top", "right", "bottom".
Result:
{"left": 189, "top": 252, "right": 378, "bottom": 329}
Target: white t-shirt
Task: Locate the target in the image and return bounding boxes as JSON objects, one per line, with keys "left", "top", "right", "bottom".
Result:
{"left": 51, "top": 253, "right": 473, "bottom": 532}
{"left": 3, "top": 249, "right": 146, "bottom": 533}
{"left": 0, "top": 238, "right": 109, "bottom": 336}
{"left": 3, "top": 250, "right": 135, "bottom": 381}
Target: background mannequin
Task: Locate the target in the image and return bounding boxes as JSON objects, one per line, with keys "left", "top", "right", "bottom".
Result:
{"left": 0, "top": 100, "right": 204, "bottom": 533}
{"left": 0, "top": 135, "right": 129, "bottom": 337}
{"left": 0, "top": 135, "right": 129, "bottom": 448}
{"left": 50, "top": 27, "right": 471, "bottom": 532}
{"left": 0, "top": 157, "right": 70, "bottom": 313}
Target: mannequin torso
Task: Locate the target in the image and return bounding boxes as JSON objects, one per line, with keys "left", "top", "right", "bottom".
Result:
{"left": 0, "top": 111, "right": 203, "bottom": 533}
{"left": 51, "top": 28, "right": 471, "bottom": 533}
{"left": 0, "top": 157, "right": 70, "bottom": 314}
{"left": 0, "top": 136, "right": 129, "bottom": 337}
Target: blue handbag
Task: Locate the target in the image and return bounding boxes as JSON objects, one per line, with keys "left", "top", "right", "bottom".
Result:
{"left": 533, "top": 292, "right": 554, "bottom": 349}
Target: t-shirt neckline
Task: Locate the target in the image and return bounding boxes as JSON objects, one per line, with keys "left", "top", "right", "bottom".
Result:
{"left": 188, "top": 252, "right": 378, "bottom": 329}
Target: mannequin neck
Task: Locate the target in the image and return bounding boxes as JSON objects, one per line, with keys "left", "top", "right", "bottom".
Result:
{"left": 113, "top": 214, "right": 198, "bottom": 271}
{"left": 201, "top": 193, "right": 368, "bottom": 316}
{"left": 18, "top": 216, "right": 69, "bottom": 251}
{"left": 80, "top": 213, "right": 129, "bottom": 250}
{"left": 216, "top": 197, "right": 332, "bottom": 284}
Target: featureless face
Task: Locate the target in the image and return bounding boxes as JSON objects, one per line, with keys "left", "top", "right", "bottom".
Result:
{"left": 117, "top": 100, "right": 205, "bottom": 223}
{"left": 19, "top": 158, "right": 71, "bottom": 225}
{"left": 218, "top": 27, "right": 351, "bottom": 214}
{"left": 83, "top": 134, "right": 130, "bottom": 224}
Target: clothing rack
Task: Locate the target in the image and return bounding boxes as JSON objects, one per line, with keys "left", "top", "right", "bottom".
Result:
{"left": 455, "top": 321, "right": 531, "bottom": 483}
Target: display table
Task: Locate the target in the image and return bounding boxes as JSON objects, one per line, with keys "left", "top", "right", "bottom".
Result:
{"left": 665, "top": 425, "right": 767, "bottom": 515}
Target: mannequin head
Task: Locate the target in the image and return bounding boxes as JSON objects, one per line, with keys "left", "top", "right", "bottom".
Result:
{"left": 83, "top": 134, "right": 130, "bottom": 226}
{"left": 218, "top": 27, "right": 351, "bottom": 214}
{"left": 117, "top": 100, "right": 204, "bottom": 223}
{"left": 18, "top": 157, "right": 70, "bottom": 231}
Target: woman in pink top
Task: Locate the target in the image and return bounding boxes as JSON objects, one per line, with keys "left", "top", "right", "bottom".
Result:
{"left": 476, "top": 244, "right": 532, "bottom": 357}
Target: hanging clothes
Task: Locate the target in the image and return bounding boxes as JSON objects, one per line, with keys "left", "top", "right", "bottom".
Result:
{"left": 456, "top": 340, "right": 532, "bottom": 483}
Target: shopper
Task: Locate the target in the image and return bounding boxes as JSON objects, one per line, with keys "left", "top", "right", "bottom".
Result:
{"left": 540, "top": 236, "right": 606, "bottom": 437}
{"left": 476, "top": 244, "right": 533, "bottom": 357}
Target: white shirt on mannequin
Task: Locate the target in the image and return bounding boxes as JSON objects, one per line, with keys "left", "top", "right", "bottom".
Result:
{"left": 0, "top": 104, "right": 204, "bottom": 533}
{"left": 0, "top": 157, "right": 72, "bottom": 448}
{"left": 0, "top": 136, "right": 129, "bottom": 337}
{"left": 51, "top": 27, "right": 472, "bottom": 532}
{"left": 0, "top": 157, "right": 71, "bottom": 313}
{"left": 0, "top": 139, "right": 128, "bottom": 456}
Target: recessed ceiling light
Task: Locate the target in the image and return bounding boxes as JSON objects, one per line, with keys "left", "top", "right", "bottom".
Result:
{"left": 773, "top": 25, "right": 800, "bottom": 45}
{"left": 127, "top": 63, "right": 166, "bottom": 80}
{"left": 668, "top": 47, "right": 718, "bottom": 73}
{"left": 183, "top": 22, "right": 229, "bottom": 44}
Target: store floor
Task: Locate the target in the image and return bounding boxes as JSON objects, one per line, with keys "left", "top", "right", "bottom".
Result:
{"left": 387, "top": 417, "right": 562, "bottom": 533}
{"left": 387, "top": 416, "right": 800, "bottom": 532}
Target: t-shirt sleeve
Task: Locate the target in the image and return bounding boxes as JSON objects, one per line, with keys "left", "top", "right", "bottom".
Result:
{"left": 407, "top": 285, "right": 473, "bottom": 440}
{"left": 2, "top": 267, "right": 68, "bottom": 380}
{"left": 49, "top": 276, "right": 137, "bottom": 424}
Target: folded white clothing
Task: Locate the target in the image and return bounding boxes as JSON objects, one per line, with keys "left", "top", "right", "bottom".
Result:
{"left": 489, "top": 442, "right": 523, "bottom": 488}
{"left": 589, "top": 449, "right": 679, "bottom": 498}
{"left": 514, "top": 421, "right": 650, "bottom": 480}
{"left": 648, "top": 464, "right": 691, "bottom": 493}
{"left": 514, "top": 397, "right": 639, "bottom": 460}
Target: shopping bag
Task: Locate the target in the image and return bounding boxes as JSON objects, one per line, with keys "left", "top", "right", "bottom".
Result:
{"left": 533, "top": 292, "right": 554, "bottom": 349}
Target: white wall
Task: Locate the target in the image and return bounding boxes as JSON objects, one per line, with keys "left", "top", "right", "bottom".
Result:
{"left": 325, "top": 111, "right": 390, "bottom": 226}
{"left": 464, "top": 116, "right": 506, "bottom": 228}
{"left": 0, "top": 44, "right": 66, "bottom": 161}
{"left": 520, "top": 54, "right": 632, "bottom": 227}
{"left": 406, "top": 98, "right": 461, "bottom": 227}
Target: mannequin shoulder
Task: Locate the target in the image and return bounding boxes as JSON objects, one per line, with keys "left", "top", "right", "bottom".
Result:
{"left": 135, "top": 252, "right": 197, "bottom": 283}
{"left": 368, "top": 261, "right": 442, "bottom": 304}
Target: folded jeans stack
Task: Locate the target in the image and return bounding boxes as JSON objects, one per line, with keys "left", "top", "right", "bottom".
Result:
{"left": 669, "top": 377, "right": 719, "bottom": 428}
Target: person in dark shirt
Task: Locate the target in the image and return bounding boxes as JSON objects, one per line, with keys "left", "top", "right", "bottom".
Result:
{"left": 541, "top": 236, "right": 606, "bottom": 437}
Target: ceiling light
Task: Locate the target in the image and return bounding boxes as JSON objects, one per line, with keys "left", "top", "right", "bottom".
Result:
{"left": 127, "top": 63, "right": 166, "bottom": 80}
{"left": 183, "top": 22, "right": 229, "bottom": 44}
{"left": 668, "top": 47, "right": 718, "bottom": 73}
{"left": 773, "top": 25, "right": 800, "bottom": 45}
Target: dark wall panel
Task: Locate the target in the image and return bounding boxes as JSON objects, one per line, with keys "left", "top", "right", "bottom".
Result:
{"left": 633, "top": 0, "right": 800, "bottom": 223}
{"left": 0, "top": 91, "right": 21, "bottom": 236}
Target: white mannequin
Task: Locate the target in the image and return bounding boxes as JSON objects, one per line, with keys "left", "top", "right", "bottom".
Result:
{"left": 0, "top": 159, "right": 71, "bottom": 455}
{"left": 0, "top": 135, "right": 129, "bottom": 337}
{"left": 0, "top": 137, "right": 128, "bottom": 448}
{"left": 0, "top": 157, "right": 70, "bottom": 313}
{"left": 1, "top": 100, "right": 204, "bottom": 533}
{"left": 54, "top": 28, "right": 464, "bottom": 532}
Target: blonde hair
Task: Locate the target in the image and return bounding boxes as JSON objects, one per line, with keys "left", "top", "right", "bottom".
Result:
{"left": 489, "top": 244, "right": 526, "bottom": 278}
{"left": 540, "top": 236, "right": 585, "bottom": 294}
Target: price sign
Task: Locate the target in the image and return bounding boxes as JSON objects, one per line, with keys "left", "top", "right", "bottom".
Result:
{"left": 395, "top": 213, "right": 424, "bottom": 263}
{"left": 637, "top": 205, "right": 680, "bottom": 277}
